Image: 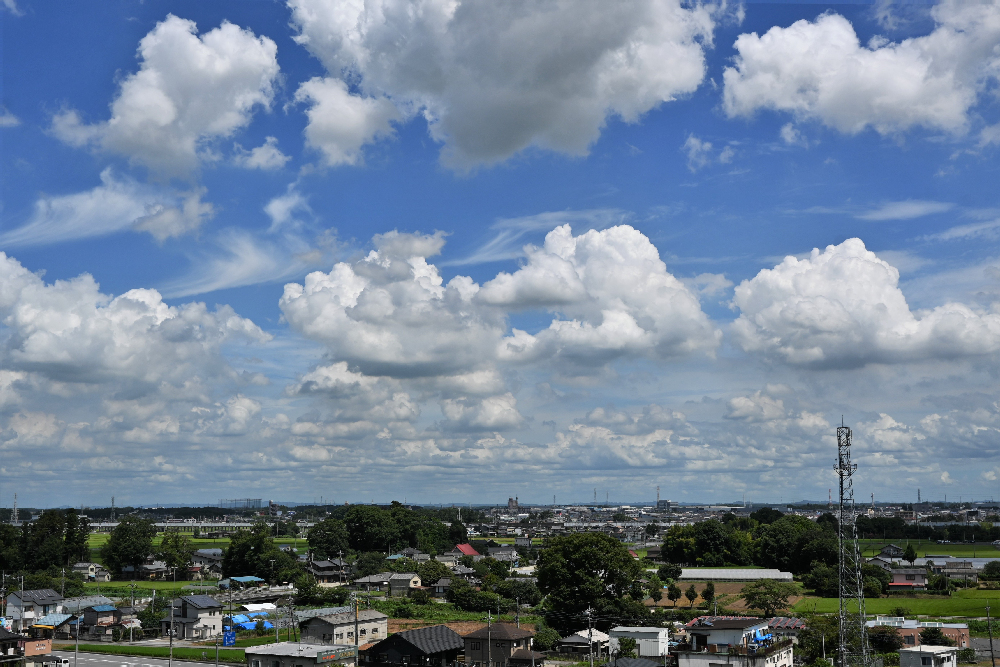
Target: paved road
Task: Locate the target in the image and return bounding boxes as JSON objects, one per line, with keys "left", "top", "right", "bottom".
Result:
{"left": 51, "top": 650, "right": 232, "bottom": 667}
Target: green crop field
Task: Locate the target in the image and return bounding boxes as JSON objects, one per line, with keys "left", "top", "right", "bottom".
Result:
{"left": 86, "top": 532, "right": 307, "bottom": 564}
{"left": 793, "top": 589, "right": 1000, "bottom": 617}
{"left": 859, "top": 539, "right": 1000, "bottom": 559}
{"left": 51, "top": 644, "right": 245, "bottom": 664}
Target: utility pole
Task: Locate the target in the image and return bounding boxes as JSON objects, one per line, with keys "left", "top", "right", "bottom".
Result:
{"left": 487, "top": 610, "right": 492, "bottom": 667}
{"left": 61, "top": 568, "right": 65, "bottom": 597}
{"left": 988, "top": 603, "right": 996, "bottom": 667}
{"left": 169, "top": 596, "right": 175, "bottom": 667}
{"left": 75, "top": 605, "right": 79, "bottom": 667}
{"left": 586, "top": 607, "right": 594, "bottom": 667}
{"left": 515, "top": 597, "right": 520, "bottom": 628}
{"left": 354, "top": 594, "right": 359, "bottom": 647}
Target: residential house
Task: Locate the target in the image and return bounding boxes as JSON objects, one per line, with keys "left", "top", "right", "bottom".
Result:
{"left": 308, "top": 560, "right": 350, "bottom": 585}
{"left": 20, "top": 634, "right": 52, "bottom": 667}
{"left": 82, "top": 605, "right": 122, "bottom": 640}
{"left": 5, "top": 590, "right": 63, "bottom": 632}
{"left": 867, "top": 557, "right": 895, "bottom": 572}
{"left": 300, "top": 610, "right": 388, "bottom": 646}
{"left": 675, "top": 617, "right": 793, "bottom": 667}
{"left": 71, "top": 563, "right": 111, "bottom": 582}
{"left": 462, "top": 623, "right": 534, "bottom": 667}
{"left": 768, "top": 618, "right": 807, "bottom": 644}
{"left": 507, "top": 648, "right": 545, "bottom": 667}
{"left": 362, "top": 624, "right": 464, "bottom": 667}
{"left": 448, "top": 544, "right": 481, "bottom": 561}
{"left": 160, "top": 595, "right": 224, "bottom": 640}
{"left": 433, "top": 554, "right": 457, "bottom": 568}
{"left": 899, "top": 646, "right": 958, "bottom": 667}
{"left": 29, "top": 614, "right": 76, "bottom": 641}
{"left": 192, "top": 548, "right": 224, "bottom": 576}
{"left": 513, "top": 536, "right": 532, "bottom": 549}
{"left": 246, "top": 642, "right": 358, "bottom": 667}
{"left": 452, "top": 565, "right": 477, "bottom": 581}
{"left": 61, "top": 596, "right": 114, "bottom": 616}
{"left": 0, "top": 627, "right": 25, "bottom": 666}
{"left": 557, "top": 629, "right": 610, "bottom": 656}
{"left": 881, "top": 544, "right": 905, "bottom": 558}
{"left": 430, "top": 579, "right": 452, "bottom": 597}
{"left": 890, "top": 569, "right": 929, "bottom": 591}
{"left": 388, "top": 574, "right": 421, "bottom": 597}
{"left": 487, "top": 547, "right": 519, "bottom": 564}
{"left": 866, "top": 619, "right": 969, "bottom": 648}
{"left": 943, "top": 562, "right": 978, "bottom": 583}
{"left": 609, "top": 627, "right": 670, "bottom": 658}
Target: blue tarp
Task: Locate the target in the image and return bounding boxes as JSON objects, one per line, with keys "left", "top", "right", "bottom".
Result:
{"left": 753, "top": 630, "right": 772, "bottom": 642}
{"left": 227, "top": 614, "right": 250, "bottom": 623}
{"left": 231, "top": 576, "right": 265, "bottom": 583}
{"left": 246, "top": 611, "right": 269, "bottom": 618}
{"left": 237, "top": 621, "right": 273, "bottom": 630}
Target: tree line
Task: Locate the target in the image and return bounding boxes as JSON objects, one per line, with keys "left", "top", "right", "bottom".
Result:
{"left": 0, "top": 509, "right": 91, "bottom": 596}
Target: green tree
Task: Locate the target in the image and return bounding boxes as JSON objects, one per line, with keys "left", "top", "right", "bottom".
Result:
{"left": 739, "top": 579, "right": 798, "bottom": 616}
{"left": 101, "top": 515, "right": 156, "bottom": 578}
{"left": 344, "top": 506, "right": 399, "bottom": 553}
{"left": 354, "top": 552, "right": 389, "bottom": 577}
{"left": 648, "top": 574, "right": 663, "bottom": 602}
{"left": 308, "top": 517, "right": 350, "bottom": 560}
{"left": 863, "top": 576, "right": 883, "bottom": 599}
{"left": 862, "top": 564, "right": 890, "bottom": 596}
{"left": 0, "top": 524, "right": 22, "bottom": 571}
{"left": 983, "top": 561, "right": 1000, "bottom": 580}
{"left": 750, "top": 508, "right": 784, "bottom": 525}
{"left": 804, "top": 563, "right": 839, "bottom": 597}
{"left": 222, "top": 522, "right": 298, "bottom": 581}
{"left": 417, "top": 560, "right": 451, "bottom": 585}
{"left": 919, "top": 627, "right": 955, "bottom": 646}
{"left": 533, "top": 626, "right": 562, "bottom": 651}
{"left": 138, "top": 594, "right": 170, "bottom": 629}
{"left": 26, "top": 511, "right": 66, "bottom": 571}
{"left": 868, "top": 626, "right": 904, "bottom": 653}
{"left": 903, "top": 543, "right": 917, "bottom": 565}
{"left": 63, "top": 509, "right": 90, "bottom": 565}
{"left": 495, "top": 578, "right": 542, "bottom": 606}
{"left": 702, "top": 581, "right": 716, "bottom": 607}
{"left": 617, "top": 637, "right": 637, "bottom": 659}
{"left": 158, "top": 532, "right": 195, "bottom": 570}
{"left": 657, "top": 562, "right": 682, "bottom": 581}
{"left": 685, "top": 584, "right": 698, "bottom": 607}
{"left": 448, "top": 522, "right": 468, "bottom": 545}
{"left": 797, "top": 615, "right": 839, "bottom": 664}
{"left": 537, "top": 532, "right": 643, "bottom": 633}
{"left": 667, "top": 583, "right": 682, "bottom": 607}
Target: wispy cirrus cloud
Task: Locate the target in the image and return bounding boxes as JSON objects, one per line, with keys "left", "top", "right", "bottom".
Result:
{"left": 444, "top": 209, "right": 630, "bottom": 266}
{"left": 856, "top": 200, "right": 955, "bottom": 221}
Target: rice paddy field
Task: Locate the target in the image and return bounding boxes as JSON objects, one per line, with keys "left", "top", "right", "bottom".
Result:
{"left": 793, "top": 588, "right": 1000, "bottom": 617}
{"left": 859, "top": 539, "right": 1000, "bottom": 559}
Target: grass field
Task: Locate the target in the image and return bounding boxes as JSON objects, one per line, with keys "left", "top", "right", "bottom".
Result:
{"left": 52, "top": 644, "right": 245, "bottom": 664}
{"left": 86, "top": 533, "right": 307, "bottom": 564}
{"left": 859, "top": 540, "right": 1000, "bottom": 558}
{"left": 793, "top": 588, "right": 1000, "bottom": 617}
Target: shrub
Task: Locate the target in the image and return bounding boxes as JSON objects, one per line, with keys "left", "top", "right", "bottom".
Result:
{"left": 958, "top": 648, "right": 976, "bottom": 663}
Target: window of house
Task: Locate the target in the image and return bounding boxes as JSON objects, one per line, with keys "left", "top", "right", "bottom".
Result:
{"left": 379, "top": 655, "right": 388, "bottom": 663}
{"left": 906, "top": 636, "right": 916, "bottom": 645}
{"left": 372, "top": 628, "right": 379, "bottom": 635}
{"left": 471, "top": 643, "right": 481, "bottom": 651}
{"left": 402, "top": 657, "right": 410, "bottom": 664}
{"left": 906, "top": 575, "right": 915, "bottom": 581}
{"left": 361, "top": 629, "right": 366, "bottom": 636}
{"left": 922, "top": 658, "right": 932, "bottom": 666}
{"left": 336, "top": 633, "right": 344, "bottom": 640}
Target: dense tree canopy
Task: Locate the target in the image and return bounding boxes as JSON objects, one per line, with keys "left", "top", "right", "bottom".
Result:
{"left": 537, "top": 532, "right": 646, "bottom": 633}
{"left": 222, "top": 522, "right": 298, "bottom": 581}
{"left": 101, "top": 515, "right": 156, "bottom": 577}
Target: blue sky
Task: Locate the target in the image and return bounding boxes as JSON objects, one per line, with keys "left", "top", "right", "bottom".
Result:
{"left": 3, "top": 0, "right": 1000, "bottom": 507}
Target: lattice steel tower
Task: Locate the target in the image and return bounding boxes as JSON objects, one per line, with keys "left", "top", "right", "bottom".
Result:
{"left": 835, "top": 424, "right": 872, "bottom": 667}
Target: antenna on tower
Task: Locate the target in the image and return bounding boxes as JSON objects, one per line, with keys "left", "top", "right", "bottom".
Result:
{"left": 918, "top": 488, "right": 921, "bottom": 503}
{"left": 835, "top": 424, "right": 873, "bottom": 667}
{"left": 111, "top": 496, "right": 115, "bottom": 522}
{"left": 828, "top": 488, "right": 832, "bottom": 509}
{"left": 657, "top": 486, "right": 660, "bottom": 503}
{"left": 12, "top": 493, "right": 18, "bottom": 527}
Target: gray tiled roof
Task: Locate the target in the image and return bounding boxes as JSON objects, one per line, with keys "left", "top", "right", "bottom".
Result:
{"left": 180, "top": 595, "right": 222, "bottom": 609}
{"left": 396, "top": 625, "right": 464, "bottom": 655}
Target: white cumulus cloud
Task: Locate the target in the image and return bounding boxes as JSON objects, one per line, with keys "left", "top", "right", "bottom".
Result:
{"left": 288, "top": 0, "right": 718, "bottom": 168}
{"left": 732, "top": 238, "right": 1000, "bottom": 367}
{"left": 51, "top": 14, "right": 279, "bottom": 178}
{"left": 723, "top": 1, "right": 1000, "bottom": 136}
{"left": 234, "top": 136, "right": 291, "bottom": 170}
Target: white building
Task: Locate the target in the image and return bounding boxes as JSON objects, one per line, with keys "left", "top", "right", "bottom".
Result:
{"left": 900, "top": 646, "right": 958, "bottom": 667}
{"left": 675, "top": 617, "right": 793, "bottom": 667}
{"left": 609, "top": 627, "right": 671, "bottom": 658}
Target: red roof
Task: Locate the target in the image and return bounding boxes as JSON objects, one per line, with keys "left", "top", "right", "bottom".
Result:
{"left": 454, "top": 544, "right": 480, "bottom": 556}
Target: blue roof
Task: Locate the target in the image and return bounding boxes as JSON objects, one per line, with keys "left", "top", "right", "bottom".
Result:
{"left": 34, "top": 614, "right": 73, "bottom": 627}
{"left": 231, "top": 576, "right": 265, "bottom": 583}
{"left": 91, "top": 605, "right": 117, "bottom": 612}
{"left": 386, "top": 554, "right": 403, "bottom": 560}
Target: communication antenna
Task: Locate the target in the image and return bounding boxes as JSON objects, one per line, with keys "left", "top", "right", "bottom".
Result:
{"left": 835, "top": 424, "right": 872, "bottom": 667}
{"left": 657, "top": 486, "right": 660, "bottom": 503}
{"left": 12, "top": 493, "right": 18, "bottom": 526}
{"left": 111, "top": 496, "right": 115, "bottom": 522}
